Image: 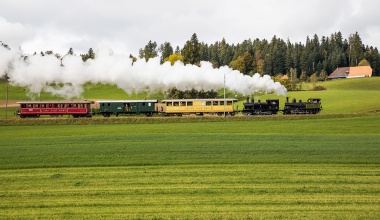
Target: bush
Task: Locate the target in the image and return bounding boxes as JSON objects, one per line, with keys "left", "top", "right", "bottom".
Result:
{"left": 312, "top": 85, "right": 326, "bottom": 91}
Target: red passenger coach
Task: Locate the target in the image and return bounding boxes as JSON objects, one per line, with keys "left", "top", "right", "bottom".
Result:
{"left": 17, "top": 100, "right": 94, "bottom": 118}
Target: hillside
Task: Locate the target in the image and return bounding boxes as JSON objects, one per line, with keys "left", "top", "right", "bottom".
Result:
{"left": 1, "top": 77, "right": 380, "bottom": 117}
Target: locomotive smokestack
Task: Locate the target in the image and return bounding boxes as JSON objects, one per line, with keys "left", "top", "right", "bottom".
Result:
{"left": 246, "top": 97, "right": 249, "bottom": 103}
{"left": 251, "top": 98, "right": 254, "bottom": 103}
{"left": 286, "top": 97, "right": 289, "bottom": 103}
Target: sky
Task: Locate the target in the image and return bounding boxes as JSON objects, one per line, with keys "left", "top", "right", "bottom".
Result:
{"left": 1, "top": 0, "right": 380, "bottom": 56}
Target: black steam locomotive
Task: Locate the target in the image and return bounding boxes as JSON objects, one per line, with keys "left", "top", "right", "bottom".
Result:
{"left": 242, "top": 98, "right": 280, "bottom": 115}
{"left": 242, "top": 97, "right": 322, "bottom": 115}
{"left": 283, "top": 97, "right": 322, "bottom": 114}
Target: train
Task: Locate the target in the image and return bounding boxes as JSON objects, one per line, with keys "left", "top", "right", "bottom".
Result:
{"left": 16, "top": 97, "right": 322, "bottom": 118}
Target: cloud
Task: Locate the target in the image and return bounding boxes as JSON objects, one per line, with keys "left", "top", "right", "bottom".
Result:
{"left": 0, "top": 0, "right": 379, "bottom": 56}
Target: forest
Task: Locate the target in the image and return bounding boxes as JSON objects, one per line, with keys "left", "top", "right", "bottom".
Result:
{"left": 138, "top": 32, "right": 379, "bottom": 80}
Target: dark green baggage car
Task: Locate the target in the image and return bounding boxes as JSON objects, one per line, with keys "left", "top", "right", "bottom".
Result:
{"left": 96, "top": 100, "right": 158, "bottom": 117}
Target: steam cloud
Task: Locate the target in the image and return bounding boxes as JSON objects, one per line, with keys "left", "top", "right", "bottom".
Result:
{"left": 0, "top": 46, "right": 287, "bottom": 99}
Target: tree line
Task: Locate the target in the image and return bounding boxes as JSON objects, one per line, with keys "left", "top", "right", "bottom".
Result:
{"left": 139, "top": 32, "right": 380, "bottom": 81}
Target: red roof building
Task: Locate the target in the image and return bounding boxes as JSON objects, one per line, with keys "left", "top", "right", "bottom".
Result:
{"left": 328, "top": 66, "right": 372, "bottom": 79}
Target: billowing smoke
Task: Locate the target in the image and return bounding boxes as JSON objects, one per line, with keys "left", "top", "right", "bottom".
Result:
{"left": 0, "top": 46, "right": 287, "bottom": 99}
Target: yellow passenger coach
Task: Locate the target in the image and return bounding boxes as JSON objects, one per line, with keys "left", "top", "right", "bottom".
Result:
{"left": 161, "top": 98, "right": 238, "bottom": 116}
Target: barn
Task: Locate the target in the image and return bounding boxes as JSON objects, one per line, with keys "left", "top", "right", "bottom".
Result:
{"left": 328, "top": 66, "right": 372, "bottom": 79}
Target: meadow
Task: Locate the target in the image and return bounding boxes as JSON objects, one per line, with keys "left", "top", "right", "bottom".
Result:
{"left": 0, "top": 78, "right": 380, "bottom": 219}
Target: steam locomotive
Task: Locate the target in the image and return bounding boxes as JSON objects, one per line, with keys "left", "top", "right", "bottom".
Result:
{"left": 16, "top": 97, "right": 322, "bottom": 118}
{"left": 242, "top": 97, "right": 322, "bottom": 115}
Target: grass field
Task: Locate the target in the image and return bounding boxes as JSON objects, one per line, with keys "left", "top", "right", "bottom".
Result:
{"left": 1, "top": 77, "right": 380, "bottom": 219}
{"left": 1, "top": 115, "right": 380, "bottom": 219}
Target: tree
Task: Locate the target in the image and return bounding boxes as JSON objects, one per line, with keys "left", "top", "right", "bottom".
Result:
{"left": 81, "top": 48, "right": 95, "bottom": 61}
{"left": 159, "top": 42, "right": 173, "bottom": 64}
{"left": 220, "top": 38, "right": 234, "bottom": 66}
{"left": 289, "top": 68, "right": 298, "bottom": 91}
{"left": 319, "top": 69, "right": 328, "bottom": 81}
{"left": 67, "top": 48, "right": 74, "bottom": 55}
{"left": 182, "top": 33, "right": 201, "bottom": 65}
{"left": 164, "top": 53, "right": 184, "bottom": 65}
{"left": 129, "top": 54, "right": 137, "bottom": 65}
{"left": 358, "top": 58, "right": 370, "bottom": 66}
{"left": 364, "top": 48, "right": 380, "bottom": 76}
{"left": 139, "top": 40, "right": 158, "bottom": 61}
{"left": 348, "top": 32, "right": 364, "bottom": 66}
{"left": 229, "top": 52, "right": 253, "bottom": 75}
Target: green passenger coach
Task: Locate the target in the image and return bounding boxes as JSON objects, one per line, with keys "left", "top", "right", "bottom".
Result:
{"left": 96, "top": 100, "right": 158, "bottom": 117}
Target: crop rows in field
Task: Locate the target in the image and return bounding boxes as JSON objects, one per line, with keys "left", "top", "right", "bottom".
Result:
{"left": 1, "top": 164, "right": 379, "bottom": 219}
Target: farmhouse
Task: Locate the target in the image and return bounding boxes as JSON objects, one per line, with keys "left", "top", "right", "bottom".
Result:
{"left": 328, "top": 66, "right": 372, "bottom": 79}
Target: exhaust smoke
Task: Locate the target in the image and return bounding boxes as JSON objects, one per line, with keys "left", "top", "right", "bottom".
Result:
{"left": 0, "top": 46, "right": 287, "bottom": 99}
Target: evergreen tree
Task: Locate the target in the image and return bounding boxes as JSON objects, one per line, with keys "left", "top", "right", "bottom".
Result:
{"left": 139, "top": 40, "right": 158, "bottom": 61}
{"left": 182, "top": 33, "right": 201, "bottom": 65}
{"left": 159, "top": 42, "right": 173, "bottom": 64}
{"left": 348, "top": 32, "right": 364, "bottom": 66}
{"left": 68, "top": 48, "right": 74, "bottom": 55}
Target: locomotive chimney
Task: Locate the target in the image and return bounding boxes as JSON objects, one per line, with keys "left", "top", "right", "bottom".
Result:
{"left": 286, "top": 97, "right": 289, "bottom": 103}
{"left": 246, "top": 97, "right": 249, "bottom": 103}
{"left": 251, "top": 98, "right": 254, "bottom": 103}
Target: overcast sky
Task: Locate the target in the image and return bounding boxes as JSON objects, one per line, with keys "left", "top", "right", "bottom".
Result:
{"left": 1, "top": 0, "right": 380, "bottom": 56}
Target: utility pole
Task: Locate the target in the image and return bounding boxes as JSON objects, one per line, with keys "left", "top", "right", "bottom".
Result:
{"left": 224, "top": 73, "right": 226, "bottom": 119}
{"left": 5, "top": 80, "right": 8, "bottom": 119}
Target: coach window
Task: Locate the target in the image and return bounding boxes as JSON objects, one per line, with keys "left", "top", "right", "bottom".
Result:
{"left": 81, "top": 104, "right": 85, "bottom": 108}
{"left": 187, "top": 102, "right": 193, "bottom": 106}
{"left": 49, "top": 104, "right": 52, "bottom": 108}
{"left": 42, "top": 104, "right": 46, "bottom": 108}
{"left": 206, "top": 101, "right": 211, "bottom": 106}
{"left": 180, "top": 101, "right": 186, "bottom": 106}
{"left": 213, "top": 101, "right": 218, "bottom": 105}
{"left": 220, "top": 101, "right": 224, "bottom": 106}
{"left": 54, "top": 103, "right": 58, "bottom": 108}
{"left": 227, "top": 101, "right": 233, "bottom": 105}
{"left": 174, "top": 102, "right": 179, "bottom": 106}
{"left": 166, "top": 102, "right": 172, "bottom": 106}
{"left": 28, "top": 104, "right": 33, "bottom": 108}
{"left": 21, "top": 104, "right": 26, "bottom": 108}
{"left": 35, "top": 104, "right": 40, "bottom": 108}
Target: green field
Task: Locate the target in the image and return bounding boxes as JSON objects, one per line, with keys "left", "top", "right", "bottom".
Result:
{"left": 1, "top": 78, "right": 380, "bottom": 219}
{"left": 1, "top": 115, "right": 380, "bottom": 219}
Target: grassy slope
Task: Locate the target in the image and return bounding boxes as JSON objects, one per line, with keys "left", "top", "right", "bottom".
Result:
{"left": 235, "top": 77, "right": 380, "bottom": 114}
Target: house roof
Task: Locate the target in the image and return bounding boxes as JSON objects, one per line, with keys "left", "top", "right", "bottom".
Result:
{"left": 281, "top": 74, "right": 289, "bottom": 80}
{"left": 328, "top": 66, "right": 372, "bottom": 79}
{"left": 347, "top": 66, "right": 372, "bottom": 78}
{"left": 328, "top": 67, "right": 350, "bottom": 79}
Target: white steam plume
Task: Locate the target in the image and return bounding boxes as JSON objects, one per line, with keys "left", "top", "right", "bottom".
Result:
{"left": 1, "top": 46, "right": 287, "bottom": 99}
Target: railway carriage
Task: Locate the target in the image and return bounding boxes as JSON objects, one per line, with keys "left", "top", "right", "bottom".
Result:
{"left": 96, "top": 100, "right": 158, "bottom": 117}
{"left": 161, "top": 98, "right": 238, "bottom": 116}
{"left": 16, "top": 100, "right": 94, "bottom": 118}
